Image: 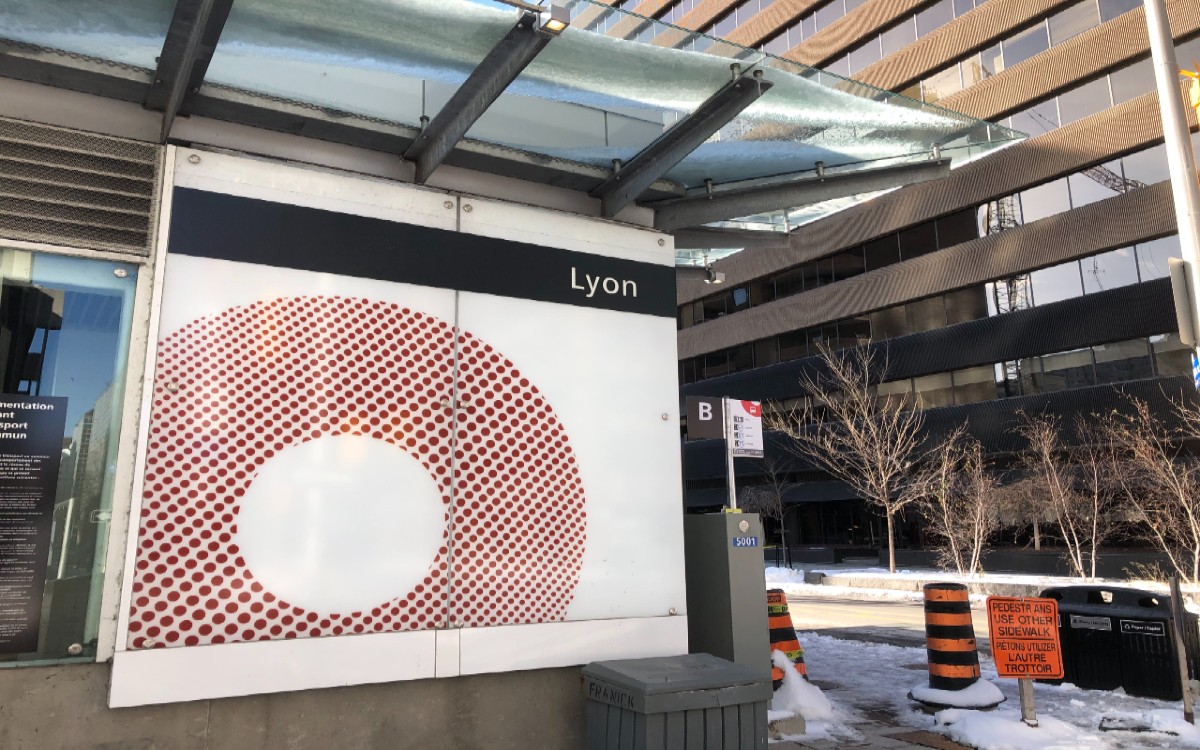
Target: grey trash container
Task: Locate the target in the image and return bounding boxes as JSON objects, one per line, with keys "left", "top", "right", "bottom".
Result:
{"left": 582, "top": 653, "right": 771, "bottom": 750}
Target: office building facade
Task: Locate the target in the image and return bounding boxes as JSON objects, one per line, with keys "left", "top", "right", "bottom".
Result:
{"left": 608, "top": 0, "right": 1200, "bottom": 546}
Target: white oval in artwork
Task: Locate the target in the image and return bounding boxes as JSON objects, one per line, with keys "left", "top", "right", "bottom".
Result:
{"left": 236, "top": 435, "right": 445, "bottom": 615}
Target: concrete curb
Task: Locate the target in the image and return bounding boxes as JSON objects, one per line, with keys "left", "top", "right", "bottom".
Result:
{"left": 813, "top": 572, "right": 1050, "bottom": 599}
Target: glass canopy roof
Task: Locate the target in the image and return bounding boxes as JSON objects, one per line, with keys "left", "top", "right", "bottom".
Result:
{"left": 0, "top": 0, "right": 1023, "bottom": 261}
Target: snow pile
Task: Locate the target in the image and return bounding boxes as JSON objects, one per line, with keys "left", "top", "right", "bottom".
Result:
{"left": 1100, "top": 710, "right": 1200, "bottom": 746}
{"left": 935, "top": 708, "right": 1103, "bottom": 750}
{"left": 769, "top": 651, "right": 833, "bottom": 721}
{"left": 765, "top": 566, "right": 806, "bottom": 584}
{"left": 911, "top": 679, "right": 1005, "bottom": 709}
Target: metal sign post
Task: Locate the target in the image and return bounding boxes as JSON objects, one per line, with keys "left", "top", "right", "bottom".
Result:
{"left": 724, "top": 399, "right": 738, "bottom": 511}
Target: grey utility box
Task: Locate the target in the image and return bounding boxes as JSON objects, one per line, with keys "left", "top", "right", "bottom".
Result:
{"left": 582, "top": 653, "right": 771, "bottom": 750}
{"left": 684, "top": 512, "right": 770, "bottom": 670}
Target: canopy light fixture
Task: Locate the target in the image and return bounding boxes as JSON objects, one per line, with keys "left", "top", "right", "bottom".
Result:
{"left": 540, "top": 5, "right": 570, "bottom": 35}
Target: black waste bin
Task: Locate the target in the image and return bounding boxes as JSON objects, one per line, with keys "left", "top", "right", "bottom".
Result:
{"left": 1041, "top": 586, "right": 1198, "bottom": 700}
{"left": 582, "top": 653, "right": 771, "bottom": 750}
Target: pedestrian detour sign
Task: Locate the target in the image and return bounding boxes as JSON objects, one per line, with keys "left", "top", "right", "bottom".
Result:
{"left": 986, "top": 596, "right": 1064, "bottom": 680}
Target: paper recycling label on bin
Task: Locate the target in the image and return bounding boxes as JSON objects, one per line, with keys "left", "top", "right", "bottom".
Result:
{"left": 1120, "top": 619, "right": 1166, "bottom": 637}
{"left": 986, "top": 596, "right": 1065, "bottom": 680}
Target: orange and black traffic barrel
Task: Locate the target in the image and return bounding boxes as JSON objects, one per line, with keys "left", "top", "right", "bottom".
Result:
{"left": 923, "top": 582, "right": 980, "bottom": 691}
{"left": 767, "top": 588, "right": 807, "bottom": 689}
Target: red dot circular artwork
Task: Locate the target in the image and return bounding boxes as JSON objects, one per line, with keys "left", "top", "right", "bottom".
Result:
{"left": 128, "top": 296, "right": 587, "bottom": 649}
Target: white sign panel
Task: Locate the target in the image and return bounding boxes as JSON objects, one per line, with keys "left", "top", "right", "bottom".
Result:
{"left": 111, "top": 149, "right": 686, "bottom": 706}
{"left": 726, "top": 399, "right": 764, "bottom": 458}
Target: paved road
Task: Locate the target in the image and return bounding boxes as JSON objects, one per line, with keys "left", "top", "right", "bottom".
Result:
{"left": 784, "top": 593, "right": 991, "bottom": 649}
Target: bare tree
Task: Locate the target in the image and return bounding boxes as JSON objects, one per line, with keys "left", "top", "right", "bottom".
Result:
{"left": 739, "top": 454, "right": 796, "bottom": 566}
{"left": 1015, "top": 413, "right": 1121, "bottom": 579}
{"left": 765, "top": 343, "right": 925, "bottom": 574}
{"left": 1105, "top": 397, "right": 1200, "bottom": 585}
{"left": 993, "top": 476, "right": 1046, "bottom": 551}
{"left": 912, "top": 426, "right": 1000, "bottom": 576}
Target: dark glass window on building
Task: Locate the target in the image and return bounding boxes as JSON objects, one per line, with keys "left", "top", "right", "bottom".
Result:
{"left": 704, "top": 349, "right": 733, "bottom": 378}
{"left": 678, "top": 304, "right": 694, "bottom": 330}
{"left": 864, "top": 234, "right": 901, "bottom": 270}
{"left": 1093, "top": 339, "right": 1153, "bottom": 383}
{"left": 778, "top": 330, "right": 809, "bottom": 361}
{"left": 749, "top": 277, "right": 775, "bottom": 305}
{"left": 944, "top": 286, "right": 989, "bottom": 325}
{"left": 700, "top": 292, "right": 729, "bottom": 322}
{"left": 952, "top": 366, "right": 995, "bottom": 404}
{"left": 774, "top": 266, "right": 807, "bottom": 298}
{"left": 907, "top": 295, "right": 946, "bottom": 333}
{"left": 1040, "top": 348, "right": 1097, "bottom": 392}
{"left": 754, "top": 338, "right": 780, "bottom": 368}
{"left": 830, "top": 247, "right": 866, "bottom": 282}
{"left": 839, "top": 316, "right": 872, "bottom": 348}
{"left": 898, "top": 221, "right": 937, "bottom": 259}
{"left": 1081, "top": 247, "right": 1139, "bottom": 294}
{"left": 1151, "top": 333, "right": 1192, "bottom": 378}
{"left": 0, "top": 249, "right": 138, "bottom": 665}
{"left": 935, "top": 208, "right": 979, "bottom": 248}
{"left": 680, "top": 357, "right": 698, "bottom": 384}
{"left": 870, "top": 305, "right": 908, "bottom": 340}
{"left": 730, "top": 343, "right": 754, "bottom": 372}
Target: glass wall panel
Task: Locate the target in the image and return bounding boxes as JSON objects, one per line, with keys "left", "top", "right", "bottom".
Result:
{"left": 815, "top": 1, "right": 844, "bottom": 30}
{"left": 1041, "top": 347, "right": 1096, "bottom": 392}
{"left": 898, "top": 221, "right": 938, "bottom": 259}
{"left": 1137, "top": 235, "right": 1181, "bottom": 281}
{"left": 961, "top": 54, "right": 988, "bottom": 87}
{"left": 1049, "top": 0, "right": 1100, "bottom": 45}
{"left": 1080, "top": 247, "right": 1139, "bottom": 294}
{"left": 916, "top": 0, "right": 954, "bottom": 36}
{"left": 1017, "top": 356, "right": 1045, "bottom": 395}
{"left": 864, "top": 235, "right": 901, "bottom": 270}
{"left": 935, "top": 208, "right": 980, "bottom": 248}
{"left": 1121, "top": 144, "right": 1169, "bottom": 185}
{"left": 952, "top": 365, "right": 996, "bottom": 404}
{"left": 1151, "top": 333, "right": 1192, "bottom": 377}
{"left": 0, "top": 248, "right": 137, "bottom": 665}
{"left": 877, "top": 378, "right": 913, "bottom": 409}
{"left": 753, "top": 338, "right": 779, "bottom": 368}
{"left": 731, "top": 343, "right": 754, "bottom": 372}
{"left": 774, "top": 267, "right": 806, "bottom": 298}
{"left": 700, "top": 293, "right": 729, "bottom": 321}
{"left": 1010, "top": 99, "right": 1059, "bottom": 136}
{"left": 778, "top": 330, "right": 808, "bottom": 361}
{"left": 1019, "top": 178, "right": 1072, "bottom": 223}
{"left": 678, "top": 303, "right": 694, "bottom": 330}
{"left": 1068, "top": 160, "right": 1125, "bottom": 207}
{"left": 831, "top": 248, "right": 866, "bottom": 282}
{"left": 953, "top": 0, "right": 975, "bottom": 17}
{"left": 704, "top": 349, "right": 732, "bottom": 378}
{"left": 979, "top": 43, "right": 1004, "bottom": 77}
{"left": 870, "top": 305, "right": 908, "bottom": 340}
{"left": 907, "top": 295, "right": 946, "bottom": 333}
{"left": 881, "top": 19, "right": 917, "bottom": 56}
{"left": 839, "top": 316, "right": 872, "bottom": 347}
{"left": 749, "top": 277, "right": 775, "bottom": 305}
{"left": 922, "top": 65, "right": 963, "bottom": 103}
{"left": 1093, "top": 339, "right": 1153, "bottom": 383}
{"left": 848, "top": 38, "right": 882, "bottom": 74}
{"left": 1110, "top": 58, "right": 1154, "bottom": 104}
{"left": 1057, "top": 76, "right": 1112, "bottom": 124}
{"left": 913, "top": 372, "right": 955, "bottom": 408}
{"left": 1029, "top": 261, "right": 1083, "bottom": 306}
{"left": 944, "top": 286, "right": 989, "bottom": 324}
{"left": 1099, "top": 0, "right": 1141, "bottom": 21}
{"left": 1002, "top": 22, "right": 1050, "bottom": 68}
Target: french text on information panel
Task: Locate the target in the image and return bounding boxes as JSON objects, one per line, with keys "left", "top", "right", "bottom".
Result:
{"left": 986, "top": 596, "right": 1064, "bottom": 680}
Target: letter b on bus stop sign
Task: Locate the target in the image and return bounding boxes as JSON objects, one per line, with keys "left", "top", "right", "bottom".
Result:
{"left": 686, "top": 396, "right": 724, "bottom": 440}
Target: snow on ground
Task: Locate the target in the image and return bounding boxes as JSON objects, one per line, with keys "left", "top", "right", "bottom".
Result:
{"left": 768, "top": 650, "right": 860, "bottom": 744}
{"left": 910, "top": 679, "right": 1005, "bottom": 709}
{"left": 764, "top": 567, "right": 928, "bottom": 603}
{"left": 796, "top": 631, "right": 1200, "bottom": 749}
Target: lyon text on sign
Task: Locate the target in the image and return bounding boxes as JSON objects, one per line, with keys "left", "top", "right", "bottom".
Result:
{"left": 985, "top": 597, "right": 1065, "bottom": 680}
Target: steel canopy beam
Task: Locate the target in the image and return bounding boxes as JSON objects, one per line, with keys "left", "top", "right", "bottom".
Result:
{"left": 403, "top": 12, "right": 555, "bottom": 184}
{"left": 591, "top": 70, "right": 772, "bottom": 219}
{"left": 146, "top": 0, "right": 235, "bottom": 142}
{"left": 672, "top": 226, "right": 790, "bottom": 250}
{"left": 651, "top": 158, "right": 952, "bottom": 232}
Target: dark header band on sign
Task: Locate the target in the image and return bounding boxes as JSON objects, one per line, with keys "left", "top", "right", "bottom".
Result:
{"left": 168, "top": 188, "right": 676, "bottom": 318}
